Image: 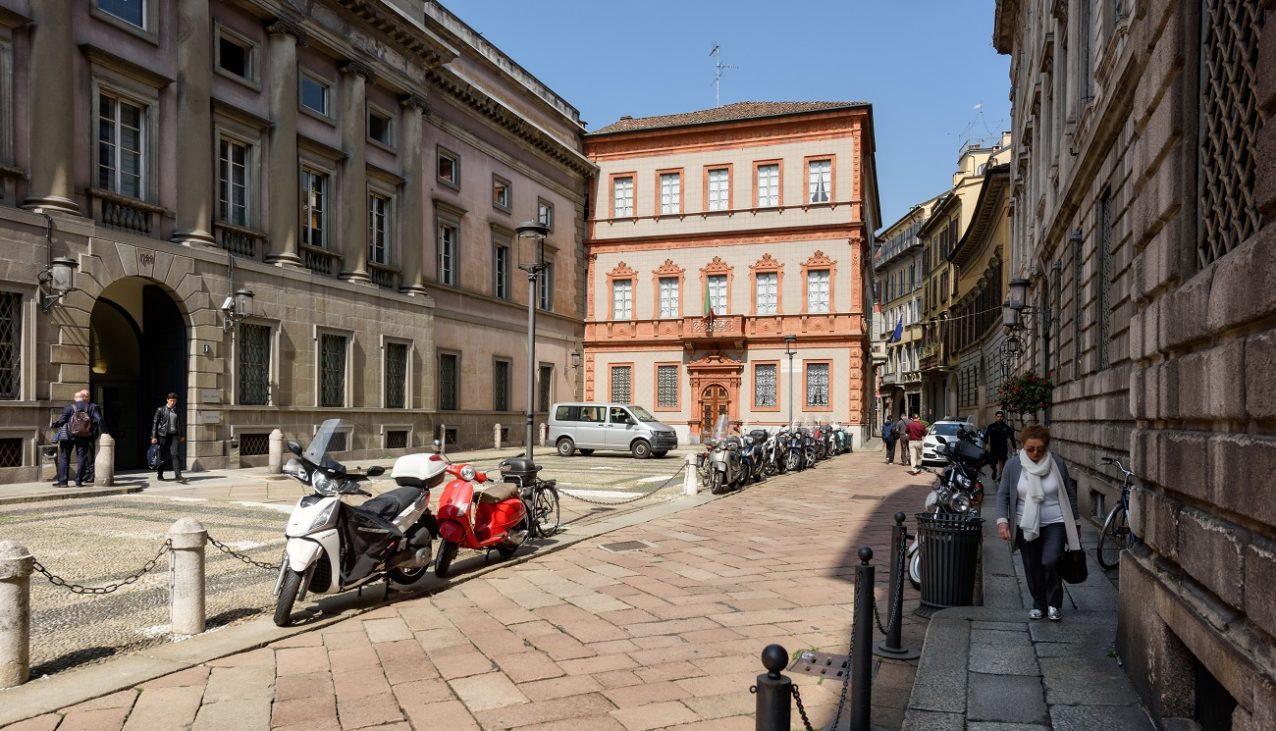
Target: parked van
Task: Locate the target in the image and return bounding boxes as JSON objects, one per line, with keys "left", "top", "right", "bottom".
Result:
{"left": 549, "top": 403, "right": 679, "bottom": 459}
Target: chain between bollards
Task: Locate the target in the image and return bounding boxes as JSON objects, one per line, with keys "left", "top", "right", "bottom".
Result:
{"left": 875, "top": 512, "right": 919, "bottom": 660}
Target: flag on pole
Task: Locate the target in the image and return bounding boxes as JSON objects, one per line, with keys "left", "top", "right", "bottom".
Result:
{"left": 890, "top": 318, "right": 903, "bottom": 343}
{"left": 704, "top": 284, "right": 715, "bottom": 324}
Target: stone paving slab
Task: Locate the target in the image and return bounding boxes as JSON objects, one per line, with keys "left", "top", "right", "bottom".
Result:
{"left": 3, "top": 450, "right": 935, "bottom": 730}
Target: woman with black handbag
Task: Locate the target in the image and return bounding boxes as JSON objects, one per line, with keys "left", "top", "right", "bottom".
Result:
{"left": 994, "top": 424, "right": 1083, "bottom": 621}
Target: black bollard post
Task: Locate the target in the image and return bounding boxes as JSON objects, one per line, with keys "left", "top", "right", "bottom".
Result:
{"left": 754, "top": 644, "right": 791, "bottom": 731}
{"left": 851, "top": 546, "right": 874, "bottom": 731}
{"left": 875, "top": 512, "right": 920, "bottom": 660}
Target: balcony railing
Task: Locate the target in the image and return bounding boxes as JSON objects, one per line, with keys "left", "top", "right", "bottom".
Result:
{"left": 368, "top": 262, "right": 399, "bottom": 290}
{"left": 216, "top": 222, "right": 266, "bottom": 260}
{"left": 301, "top": 244, "right": 341, "bottom": 277}
{"left": 89, "top": 188, "right": 163, "bottom": 236}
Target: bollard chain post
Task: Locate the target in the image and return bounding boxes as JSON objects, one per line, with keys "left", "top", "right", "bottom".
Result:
{"left": 0, "top": 541, "right": 33, "bottom": 688}
{"left": 169, "top": 518, "right": 207, "bottom": 636}
{"left": 851, "top": 546, "right": 874, "bottom": 731}
{"left": 751, "top": 644, "right": 791, "bottom": 731}
{"left": 875, "top": 512, "right": 919, "bottom": 659}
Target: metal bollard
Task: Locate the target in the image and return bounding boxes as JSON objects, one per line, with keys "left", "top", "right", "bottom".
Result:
{"left": 494, "top": 423, "right": 502, "bottom": 449}
{"left": 439, "top": 424, "right": 447, "bottom": 455}
{"left": 683, "top": 454, "right": 698, "bottom": 495}
{"left": 268, "top": 429, "right": 284, "bottom": 473}
{"left": 168, "top": 518, "right": 207, "bottom": 636}
{"left": 875, "top": 512, "right": 919, "bottom": 660}
{"left": 0, "top": 541, "right": 32, "bottom": 688}
{"left": 753, "top": 644, "right": 791, "bottom": 731}
{"left": 94, "top": 433, "right": 115, "bottom": 486}
{"left": 851, "top": 546, "right": 874, "bottom": 731}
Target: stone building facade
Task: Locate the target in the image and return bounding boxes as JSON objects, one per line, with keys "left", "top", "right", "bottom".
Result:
{"left": 874, "top": 196, "right": 937, "bottom": 422}
{"left": 0, "top": 0, "right": 590, "bottom": 482}
{"left": 995, "top": 0, "right": 1275, "bottom": 725}
{"left": 582, "top": 102, "right": 881, "bottom": 445}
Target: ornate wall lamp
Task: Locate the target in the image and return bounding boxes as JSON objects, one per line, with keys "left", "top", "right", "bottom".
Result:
{"left": 570, "top": 350, "right": 582, "bottom": 369}
{"left": 220, "top": 288, "right": 255, "bottom": 332}
{"left": 38, "top": 257, "right": 78, "bottom": 313}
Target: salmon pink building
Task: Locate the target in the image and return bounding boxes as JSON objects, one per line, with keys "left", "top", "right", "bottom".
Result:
{"left": 583, "top": 102, "right": 881, "bottom": 445}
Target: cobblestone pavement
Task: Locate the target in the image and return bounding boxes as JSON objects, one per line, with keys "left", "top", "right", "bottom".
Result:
{"left": 0, "top": 449, "right": 695, "bottom": 678}
{"left": 6, "top": 450, "right": 934, "bottom": 730}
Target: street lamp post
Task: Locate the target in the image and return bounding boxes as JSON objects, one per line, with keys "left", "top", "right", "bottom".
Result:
{"left": 784, "top": 334, "right": 797, "bottom": 426}
{"left": 516, "top": 221, "right": 550, "bottom": 463}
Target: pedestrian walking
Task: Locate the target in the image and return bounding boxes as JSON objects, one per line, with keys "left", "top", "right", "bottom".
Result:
{"left": 50, "top": 389, "right": 103, "bottom": 487}
{"left": 994, "top": 424, "right": 1080, "bottom": 622}
{"left": 984, "top": 410, "right": 1018, "bottom": 480}
{"left": 151, "top": 392, "right": 186, "bottom": 483}
{"left": 882, "top": 417, "right": 897, "bottom": 464}
{"left": 894, "top": 415, "right": 910, "bottom": 468}
{"left": 905, "top": 414, "right": 927, "bottom": 474}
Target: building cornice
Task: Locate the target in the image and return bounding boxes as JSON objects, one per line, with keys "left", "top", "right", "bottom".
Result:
{"left": 993, "top": 0, "right": 1020, "bottom": 55}
{"left": 949, "top": 165, "right": 1010, "bottom": 268}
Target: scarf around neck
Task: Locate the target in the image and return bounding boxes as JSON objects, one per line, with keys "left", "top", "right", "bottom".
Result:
{"left": 1018, "top": 449, "right": 1058, "bottom": 542}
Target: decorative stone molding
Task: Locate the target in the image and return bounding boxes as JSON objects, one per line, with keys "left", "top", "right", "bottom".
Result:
{"left": 749, "top": 253, "right": 783, "bottom": 272}
{"left": 340, "top": 60, "right": 375, "bottom": 82}
{"left": 265, "top": 18, "right": 309, "bottom": 46}
{"left": 653, "top": 259, "right": 684, "bottom": 276}
{"left": 605, "top": 261, "right": 637, "bottom": 279}
{"left": 399, "top": 94, "right": 429, "bottom": 114}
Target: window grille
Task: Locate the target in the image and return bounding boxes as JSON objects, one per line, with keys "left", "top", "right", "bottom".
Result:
{"left": 439, "top": 353, "right": 458, "bottom": 411}
{"left": 319, "top": 334, "right": 346, "bottom": 407}
{"left": 494, "top": 359, "right": 510, "bottom": 411}
{"left": 0, "top": 292, "right": 20, "bottom": 399}
{"left": 327, "top": 431, "right": 347, "bottom": 452}
{"left": 538, "top": 365, "right": 553, "bottom": 412}
{"left": 754, "top": 364, "right": 776, "bottom": 408}
{"left": 657, "top": 365, "right": 678, "bottom": 407}
{"left": 755, "top": 272, "right": 777, "bottom": 315}
{"left": 611, "top": 366, "right": 631, "bottom": 403}
{"left": 385, "top": 342, "right": 407, "bottom": 409}
{"left": 658, "top": 277, "right": 679, "bottom": 318}
{"left": 1197, "top": 0, "right": 1264, "bottom": 268}
{"left": 0, "top": 437, "right": 21, "bottom": 468}
{"left": 808, "top": 159, "right": 831, "bottom": 203}
{"left": 386, "top": 430, "right": 408, "bottom": 449}
{"left": 806, "top": 363, "right": 829, "bottom": 407}
{"left": 238, "top": 433, "right": 269, "bottom": 456}
{"left": 237, "top": 323, "right": 270, "bottom": 405}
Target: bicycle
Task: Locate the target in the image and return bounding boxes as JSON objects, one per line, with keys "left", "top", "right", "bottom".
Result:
{"left": 1096, "top": 457, "right": 1138, "bottom": 570}
{"left": 523, "top": 477, "right": 561, "bottom": 538}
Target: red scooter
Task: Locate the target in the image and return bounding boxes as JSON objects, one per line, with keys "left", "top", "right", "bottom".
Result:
{"left": 433, "top": 459, "right": 528, "bottom": 578}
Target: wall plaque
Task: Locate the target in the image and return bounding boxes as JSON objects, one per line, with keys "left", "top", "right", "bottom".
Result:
{"left": 200, "top": 389, "right": 222, "bottom": 404}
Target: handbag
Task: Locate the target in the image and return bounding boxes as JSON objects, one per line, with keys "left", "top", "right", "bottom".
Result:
{"left": 146, "top": 443, "right": 161, "bottom": 470}
{"left": 1059, "top": 508, "right": 1088, "bottom": 584}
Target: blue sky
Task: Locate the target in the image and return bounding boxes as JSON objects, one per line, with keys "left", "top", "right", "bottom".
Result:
{"left": 450, "top": 1, "right": 1011, "bottom": 230}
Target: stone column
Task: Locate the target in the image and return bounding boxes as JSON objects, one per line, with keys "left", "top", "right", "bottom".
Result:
{"left": 338, "top": 62, "right": 372, "bottom": 283}
{"left": 171, "top": 0, "right": 215, "bottom": 246}
{"left": 168, "top": 518, "right": 206, "bottom": 636}
{"left": 0, "top": 541, "right": 32, "bottom": 688}
{"left": 264, "top": 20, "right": 304, "bottom": 267}
{"left": 398, "top": 95, "right": 429, "bottom": 295}
{"left": 23, "top": 1, "right": 78, "bottom": 213}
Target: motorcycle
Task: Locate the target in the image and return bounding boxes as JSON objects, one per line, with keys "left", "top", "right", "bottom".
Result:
{"left": 906, "top": 434, "right": 987, "bottom": 590}
{"left": 703, "top": 415, "right": 745, "bottom": 494}
{"left": 782, "top": 424, "right": 804, "bottom": 472}
{"left": 801, "top": 423, "right": 818, "bottom": 467}
{"left": 813, "top": 422, "right": 829, "bottom": 461}
{"left": 761, "top": 429, "right": 783, "bottom": 477}
{"left": 274, "top": 419, "right": 438, "bottom": 627}
{"left": 433, "top": 450, "right": 531, "bottom": 578}
{"left": 742, "top": 429, "right": 768, "bottom": 483}
{"left": 832, "top": 423, "right": 852, "bottom": 455}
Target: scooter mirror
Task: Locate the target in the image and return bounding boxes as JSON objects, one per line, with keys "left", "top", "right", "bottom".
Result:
{"left": 287, "top": 440, "right": 303, "bottom": 455}
{"left": 366, "top": 465, "right": 386, "bottom": 477}
{"left": 935, "top": 435, "right": 948, "bottom": 444}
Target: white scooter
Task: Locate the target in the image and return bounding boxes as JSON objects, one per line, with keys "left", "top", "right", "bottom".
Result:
{"left": 273, "top": 419, "right": 449, "bottom": 626}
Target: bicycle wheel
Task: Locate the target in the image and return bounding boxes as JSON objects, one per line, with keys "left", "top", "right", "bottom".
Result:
{"left": 533, "top": 487, "right": 561, "bottom": 537}
{"left": 1097, "top": 505, "right": 1129, "bottom": 570}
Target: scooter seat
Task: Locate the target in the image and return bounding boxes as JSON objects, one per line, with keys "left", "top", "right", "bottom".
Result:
{"left": 475, "top": 482, "right": 518, "bottom": 504}
{"left": 356, "top": 486, "right": 421, "bottom": 521}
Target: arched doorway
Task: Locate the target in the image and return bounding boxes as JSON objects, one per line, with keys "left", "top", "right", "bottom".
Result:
{"left": 89, "top": 280, "right": 188, "bottom": 471}
{"left": 701, "top": 385, "right": 729, "bottom": 434}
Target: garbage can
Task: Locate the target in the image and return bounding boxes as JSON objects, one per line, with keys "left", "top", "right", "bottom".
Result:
{"left": 915, "top": 512, "right": 983, "bottom": 617}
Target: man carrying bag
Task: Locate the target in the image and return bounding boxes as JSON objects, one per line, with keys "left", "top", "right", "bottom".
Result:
{"left": 151, "top": 392, "right": 186, "bottom": 483}
{"left": 51, "top": 389, "right": 103, "bottom": 487}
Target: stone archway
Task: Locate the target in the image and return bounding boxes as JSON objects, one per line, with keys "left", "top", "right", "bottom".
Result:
{"left": 90, "top": 278, "right": 189, "bottom": 470}
{"left": 688, "top": 353, "right": 742, "bottom": 440}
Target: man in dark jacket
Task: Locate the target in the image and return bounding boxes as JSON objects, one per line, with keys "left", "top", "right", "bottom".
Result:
{"left": 984, "top": 410, "right": 1018, "bottom": 480}
{"left": 882, "top": 416, "right": 897, "bottom": 464}
{"left": 51, "top": 389, "right": 103, "bottom": 487}
{"left": 151, "top": 392, "right": 185, "bottom": 483}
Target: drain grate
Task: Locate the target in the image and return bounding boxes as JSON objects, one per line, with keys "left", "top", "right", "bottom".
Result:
{"left": 790, "top": 651, "right": 849, "bottom": 679}
{"left": 599, "top": 540, "right": 653, "bottom": 553}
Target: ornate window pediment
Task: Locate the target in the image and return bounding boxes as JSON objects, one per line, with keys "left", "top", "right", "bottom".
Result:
{"left": 606, "top": 261, "right": 637, "bottom": 279}
{"left": 801, "top": 250, "right": 836, "bottom": 268}
{"left": 654, "top": 259, "right": 684, "bottom": 276}
{"left": 749, "top": 253, "right": 783, "bottom": 272}
{"left": 700, "top": 256, "right": 732, "bottom": 275}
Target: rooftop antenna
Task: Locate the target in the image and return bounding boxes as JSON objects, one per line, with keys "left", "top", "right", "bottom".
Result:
{"left": 709, "top": 42, "right": 736, "bottom": 107}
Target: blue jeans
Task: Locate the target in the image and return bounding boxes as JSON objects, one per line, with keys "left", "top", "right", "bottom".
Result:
{"left": 884, "top": 437, "right": 896, "bottom": 462}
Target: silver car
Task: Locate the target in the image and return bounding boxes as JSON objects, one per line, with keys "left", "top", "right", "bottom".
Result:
{"left": 548, "top": 402, "right": 678, "bottom": 459}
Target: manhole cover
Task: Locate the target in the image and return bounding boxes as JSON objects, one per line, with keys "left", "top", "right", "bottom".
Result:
{"left": 790, "top": 651, "right": 848, "bottom": 679}
{"left": 600, "top": 540, "right": 653, "bottom": 553}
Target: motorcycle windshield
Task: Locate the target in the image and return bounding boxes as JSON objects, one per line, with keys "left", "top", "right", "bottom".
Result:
{"left": 304, "top": 418, "right": 353, "bottom": 470}
{"left": 711, "top": 414, "right": 731, "bottom": 444}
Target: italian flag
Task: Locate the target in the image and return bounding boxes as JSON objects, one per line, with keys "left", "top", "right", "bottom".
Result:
{"left": 704, "top": 285, "right": 715, "bottom": 322}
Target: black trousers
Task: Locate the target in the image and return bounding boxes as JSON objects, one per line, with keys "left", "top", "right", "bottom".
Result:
{"left": 157, "top": 435, "right": 182, "bottom": 477}
{"left": 57, "top": 439, "right": 92, "bottom": 484}
{"left": 884, "top": 437, "right": 896, "bottom": 462}
{"left": 1016, "top": 522, "right": 1066, "bottom": 611}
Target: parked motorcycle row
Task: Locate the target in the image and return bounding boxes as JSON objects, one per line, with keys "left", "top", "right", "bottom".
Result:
{"left": 906, "top": 424, "right": 988, "bottom": 589}
{"left": 272, "top": 418, "right": 560, "bottom": 626}
{"left": 696, "top": 415, "right": 854, "bottom": 495}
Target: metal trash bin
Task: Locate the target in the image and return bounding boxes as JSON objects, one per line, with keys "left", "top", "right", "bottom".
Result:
{"left": 915, "top": 512, "right": 984, "bottom": 617}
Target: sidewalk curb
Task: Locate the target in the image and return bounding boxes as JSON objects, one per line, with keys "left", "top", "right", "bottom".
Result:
{"left": 0, "top": 484, "right": 145, "bottom": 506}
{"left": 0, "top": 478, "right": 732, "bottom": 725}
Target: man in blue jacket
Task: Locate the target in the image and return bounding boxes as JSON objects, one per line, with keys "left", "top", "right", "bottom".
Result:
{"left": 51, "top": 389, "right": 103, "bottom": 487}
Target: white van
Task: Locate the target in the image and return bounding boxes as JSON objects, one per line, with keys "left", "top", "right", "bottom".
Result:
{"left": 549, "top": 402, "right": 679, "bottom": 459}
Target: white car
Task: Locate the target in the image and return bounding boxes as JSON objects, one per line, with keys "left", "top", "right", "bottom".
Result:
{"left": 922, "top": 420, "right": 983, "bottom": 465}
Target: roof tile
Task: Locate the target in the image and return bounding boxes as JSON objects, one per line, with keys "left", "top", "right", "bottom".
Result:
{"left": 589, "top": 100, "right": 868, "bottom": 135}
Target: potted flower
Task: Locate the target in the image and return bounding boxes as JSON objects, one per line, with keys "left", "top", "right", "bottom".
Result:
{"left": 998, "top": 372, "right": 1053, "bottom": 419}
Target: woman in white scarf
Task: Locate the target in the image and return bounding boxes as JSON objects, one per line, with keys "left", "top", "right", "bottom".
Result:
{"left": 994, "top": 424, "right": 1080, "bottom": 621}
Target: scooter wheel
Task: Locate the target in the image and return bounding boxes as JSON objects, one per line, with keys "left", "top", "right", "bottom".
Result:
{"left": 710, "top": 472, "right": 726, "bottom": 495}
{"left": 273, "top": 568, "right": 303, "bottom": 627}
{"left": 389, "top": 565, "right": 429, "bottom": 585}
{"left": 434, "top": 540, "right": 459, "bottom": 578}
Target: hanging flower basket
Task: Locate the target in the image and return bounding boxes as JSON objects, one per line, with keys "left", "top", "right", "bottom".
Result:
{"left": 998, "top": 372, "right": 1053, "bottom": 415}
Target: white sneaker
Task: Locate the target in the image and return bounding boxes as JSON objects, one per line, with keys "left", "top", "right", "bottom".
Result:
{"left": 1028, "top": 609, "right": 1044, "bottom": 620}
{"left": 1048, "top": 607, "right": 1061, "bottom": 621}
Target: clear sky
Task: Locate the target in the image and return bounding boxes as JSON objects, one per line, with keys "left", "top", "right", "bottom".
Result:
{"left": 447, "top": 1, "right": 1012, "bottom": 231}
